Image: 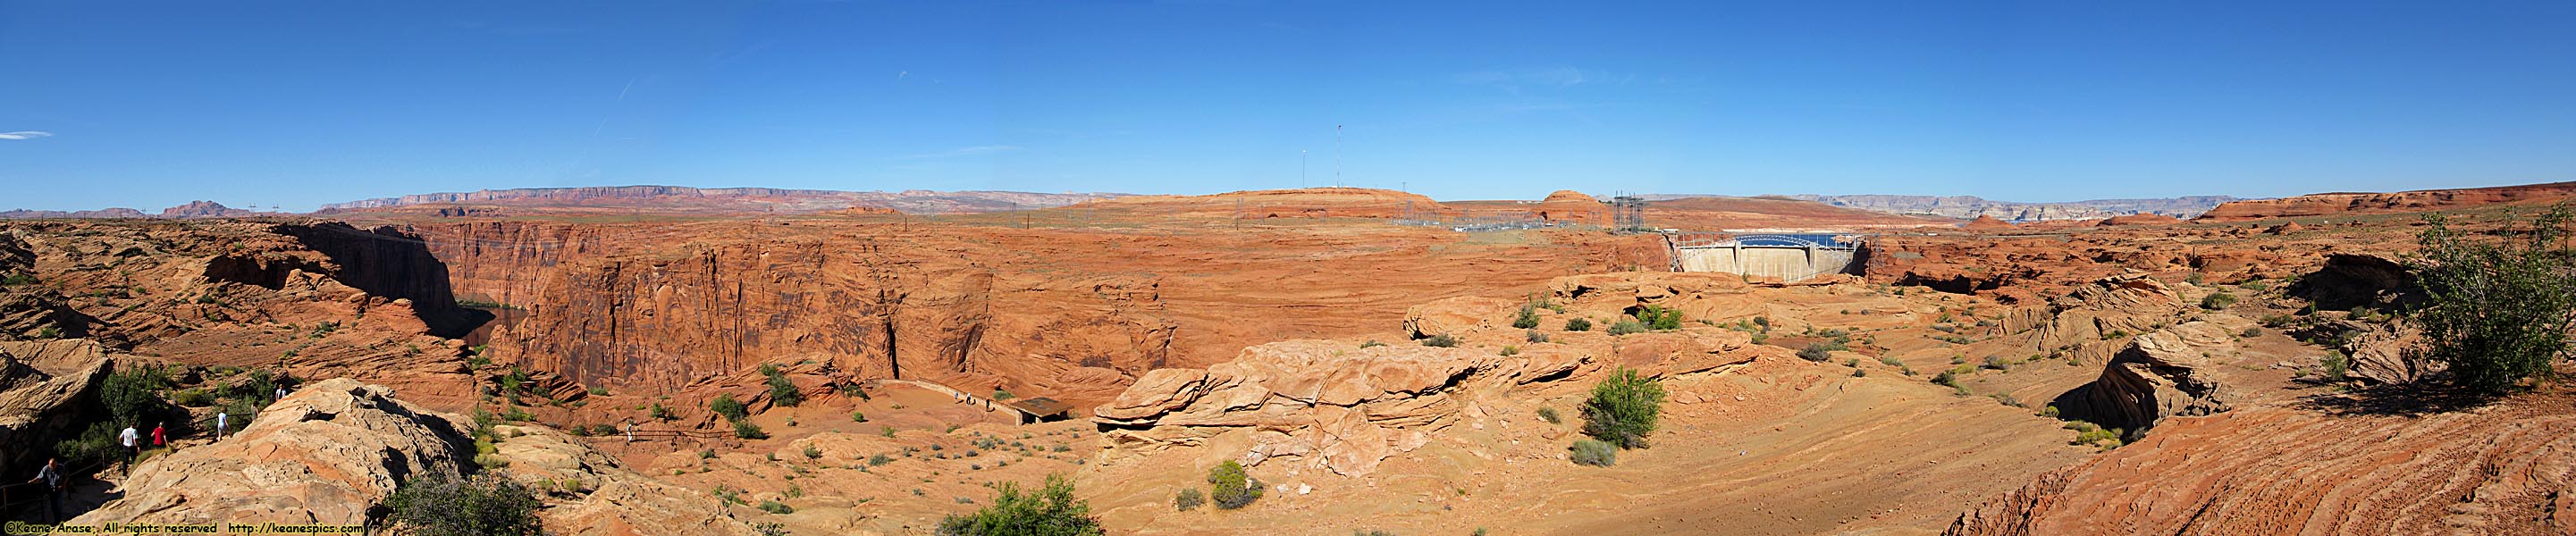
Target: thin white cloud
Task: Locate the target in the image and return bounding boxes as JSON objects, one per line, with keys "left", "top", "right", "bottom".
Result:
{"left": 0, "top": 131, "right": 52, "bottom": 140}
{"left": 904, "top": 145, "right": 1023, "bottom": 159}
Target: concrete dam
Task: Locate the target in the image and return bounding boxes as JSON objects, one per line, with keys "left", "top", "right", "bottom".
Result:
{"left": 1669, "top": 233, "right": 1861, "bottom": 282}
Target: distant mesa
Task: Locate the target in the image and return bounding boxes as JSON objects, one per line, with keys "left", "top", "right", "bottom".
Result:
{"left": 1081, "top": 187, "right": 1458, "bottom": 219}
{"left": 2196, "top": 180, "right": 2576, "bottom": 222}
{"left": 1760, "top": 193, "right": 2242, "bottom": 221}
{"left": 316, "top": 185, "right": 1124, "bottom": 216}
{"left": 0, "top": 200, "right": 266, "bottom": 220}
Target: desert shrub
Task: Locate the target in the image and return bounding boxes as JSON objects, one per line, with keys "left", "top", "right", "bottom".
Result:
{"left": 1853, "top": 368, "right": 1868, "bottom": 378}
{"left": 1565, "top": 318, "right": 1592, "bottom": 331}
{"left": 870, "top": 453, "right": 893, "bottom": 465}
{"left": 1526, "top": 329, "right": 1549, "bottom": 343}
{"left": 993, "top": 389, "right": 1014, "bottom": 400}
{"left": 1797, "top": 343, "right": 1833, "bottom": 362}
{"left": 1932, "top": 369, "right": 1960, "bottom": 388}
{"left": 733, "top": 420, "right": 769, "bottom": 440}
{"left": 0, "top": 273, "right": 37, "bottom": 286}
{"left": 2240, "top": 326, "right": 2262, "bottom": 338}
{"left": 804, "top": 444, "right": 823, "bottom": 459}
{"left": 1359, "top": 340, "right": 1385, "bottom": 348}
{"left": 1605, "top": 319, "right": 1646, "bottom": 336}
{"left": 2321, "top": 351, "right": 2350, "bottom": 380}
{"left": 100, "top": 364, "right": 174, "bottom": 428}
{"left": 710, "top": 394, "right": 748, "bottom": 422}
{"left": 1499, "top": 345, "right": 1520, "bottom": 356}
{"left": 1635, "top": 306, "right": 1683, "bottom": 331}
{"left": 1535, "top": 406, "right": 1561, "bottom": 424}
{"left": 763, "top": 368, "right": 803, "bottom": 407}
{"left": 1878, "top": 355, "right": 1904, "bottom": 367}
{"left": 1174, "top": 488, "right": 1205, "bottom": 511}
{"left": 2200, "top": 292, "right": 2237, "bottom": 310}
{"left": 1579, "top": 367, "right": 1665, "bottom": 449}
{"left": 1207, "top": 460, "right": 1262, "bottom": 510}
{"left": 1511, "top": 303, "right": 1541, "bottom": 330}
{"left": 52, "top": 423, "right": 121, "bottom": 465}
{"left": 650, "top": 403, "right": 675, "bottom": 422}
{"left": 1568, "top": 439, "right": 1617, "bottom": 466}
{"left": 853, "top": 411, "right": 868, "bottom": 423}
{"left": 1419, "top": 333, "right": 1458, "bottom": 348}
{"left": 2410, "top": 206, "right": 2576, "bottom": 395}
{"left": 1982, "top": 356, "right": 2012, "bottom": 371}
{"left": 172, "top": 388, "right": 216, "bottom": 407}
{"left": 936, "top": 473, "right": 1104, "bottom": 536}
{"left": 380, "top": 472, "right": 543, "bottom": 536}
{"left": 758, "top": 499, "right": 795, "bottom": 515}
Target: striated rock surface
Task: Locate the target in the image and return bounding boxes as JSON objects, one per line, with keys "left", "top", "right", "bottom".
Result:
{"left": 485, "top": 424, "right": 770, "bottom": 536}
{"left": 1094, "top": 340, "right": 1501, "bottom": 477}
{"left": 73, "top": 379, "right": 471, "bottom": 526}
{"left": 2197, "top": 180, "right": 2576, "bottom": 221}
{"left": 0, "top": 339, "right": 111, "bottom": 470}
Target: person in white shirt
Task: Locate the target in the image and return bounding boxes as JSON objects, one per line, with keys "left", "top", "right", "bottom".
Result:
{"left": 119, "top": 425, "right": 140, "bottom": 470}
{"left": 215, "top": 412, "right": 229, "bottom": 440}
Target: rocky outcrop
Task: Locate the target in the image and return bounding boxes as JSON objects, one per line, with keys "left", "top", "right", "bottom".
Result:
{"left": 0, "top": 339, "right": 110, "bottom": 470}
{"left": 1403, "top": 297, "right": 1517, "bottom": 339}
{"left": 156, "top": 201, "right": 258, "bottom": 219}
{"left": 1095, "top": 340, "right": 1501, "bottom": 477}
{"left": 1960, "top": 215, "right": 2016, "bottom": 230}
{"left": 2197, "top": 180, "right": 2576, "bottom": 221}
{"left": 73, "top": 379, "right": 471, "bottom": 526}
{"left": 2286, "top": 253, "right": 2421, "bottom": 312}
{"left": 1534, "top": 190, "right": 1608, "bottom": 225}
{"left": 2094, "top": 214, "right": 2181, "bottom": 226}
{"left": 0, "top": 232, "right": 80, "bottom": 339}
{"left": 484, "top": 425, "right": 770, "bottom": 536}
{"left": 1949, "top": 400, "right": 2576, "bottom": 535}
{"left": 2049, "top": 320, "right": 2237, "bottom": 437}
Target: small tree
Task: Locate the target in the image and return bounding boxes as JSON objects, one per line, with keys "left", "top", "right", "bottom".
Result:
{"left": 2411, "top": 206, "right": 2576, "bottom": 395}
{"left": 1579, "top": 367, "right": 1665, "bottom": 449}
{"left": 1207, "top": 460, "right": 1262, "bottom": 509}
{"left": 1511, "top": 303, "right": 1541, "bottom": 330}
{"left": 710, "top": 394, "right": 748, "bottom": 422}
{"left": 763, "top": 368, "right": 803, "bottom": 407}
{"left": 935, "top": 473, "right": 1104, "bottom": 536}
{"left": 380, "top": 472, "right": 543, "bottom": 536}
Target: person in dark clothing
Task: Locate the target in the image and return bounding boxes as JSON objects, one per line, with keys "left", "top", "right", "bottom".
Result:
{"left": 28, "top": 457, "right": 63, "bottom": 523}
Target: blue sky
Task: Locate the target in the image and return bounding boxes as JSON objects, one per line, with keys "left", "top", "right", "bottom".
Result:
{"left": 4, "top": 1, "right": 2573, "bottom": 212}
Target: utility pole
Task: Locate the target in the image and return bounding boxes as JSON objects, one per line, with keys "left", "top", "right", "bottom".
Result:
{"left": 1334, "top": 125, "right": 1343, "bottom": 188}
{"left": 1301, "top": 149, "right": 1309, "bottom": 188}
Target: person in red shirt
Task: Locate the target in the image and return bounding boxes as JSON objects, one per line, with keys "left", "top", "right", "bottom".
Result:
{"left": 151, "top": 422, "right": 166, "bottom": 448}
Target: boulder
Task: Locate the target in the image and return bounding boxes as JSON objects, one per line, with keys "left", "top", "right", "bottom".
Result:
{"left": 72, "top": 379, "right": 472, "bottom": 526}
{"left": 1402, "top": 297, "right": 1516, "bottom": 339}
{"left": 0, "top": 339, "right": 110, "bottom": 470}
{"left": 1095, "top": 340, "right": 1498, "bottom": 477}
{"left": 2050, "top": 321, "right": 2236, "bottom": 436}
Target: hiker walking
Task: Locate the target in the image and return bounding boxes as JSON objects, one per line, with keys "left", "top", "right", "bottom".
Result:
{"left": 151, "top": 422, "right": 166, "bottom": 448}
{"left": 215, "top": 411, "right": 229, "bottom": 440}
{"left": 119, "top": 423, "right": 139, "bottom": 471}
{"left": 623, "top": 420, "right": 635, "bottom": 443}
{"left": 28, "top": 457, "right": 64, "bottom": 523}
{"left": 274, "top": 386, "right": 287, "bottom": 404}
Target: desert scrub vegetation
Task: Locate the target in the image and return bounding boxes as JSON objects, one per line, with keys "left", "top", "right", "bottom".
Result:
{"left": 2200, "top": 291, "right": 2237, "bottom": 310}
{"left": 1568, "top": 439, "right": 1618, "bottom": 466}
{"left": 761, "top": 364, "right": 803, "bottom": 407}
{"left": 1579, "top": 366, "right": 1665, "bottom": 449}
{"left": 710, "top": 393, "right": 748, "bottom": 422}
{"left": 1173, "top": 488, "right": 1205, "bottom": 511}
{"left": 1797, "top": 343, "right": 1834, "bottom": 362}
{"left": 2409, "top": 205, "right": 2576, "bottom": 396}
{"left": 1634, "top": 305, "right": 1684, "bottom": 331}
{"left": 1418, "top": 333, "right": 1459, "bottom": 348}
{"left": 934, "top": 474, "right": 1104, "bottom": 535}
{"left": 1605, "top": 319, "right": 1646, "bottom": 336}
{"left": 380, "top": 472, "right": 543, "bottom": 536}
{"left": 1565, "top": 317, "right": 1592, "bottom": 331}
{"left": 1535, "top": 406, "right": 1561, "bottom": 424}
{"left": 1207, "top": 460, "right": 1263, "bottom": 509}
{"left": 1511, "top": 301, "right": 1543, "bottom": 329}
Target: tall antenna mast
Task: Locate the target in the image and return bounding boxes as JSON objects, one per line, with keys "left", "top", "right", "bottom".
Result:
{"left": 1301, "top": 149, "right": 1309, "bottom": 188}
{"left": 1334, "top": 124, "right": 1343, "bottom": 188}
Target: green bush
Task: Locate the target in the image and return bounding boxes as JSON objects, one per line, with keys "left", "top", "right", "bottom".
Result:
{"left": 172, "top": 388, "right": 216, "bottom": 407}
{"left": 1526, "top": 329, "right": 1549, "bottom": 343}
{"left": 0, "top": 273, "right": 37, "bottom": 286}
{"left": 1173, "top": 488, "right": 1205, "bottom": 511}
{"left": 870, "top": 454, "right": 894, "bottom": 465}
{"left": 380, "top": 472, "right": 543, "bottom": 536}
{"left": 52, "top": 423, "right": 121, "bottom": 466}
{"left": 1511, "top": 303, "right": 1541, "bottom": 330}
{"left": 852, "top": 411, "right": 868, "bottom": 423}
{"left": 804, "top": 444, "right": 823, "bottom": 459}
{"left": 650, "top": 403, "right": 676, "bottom": 422}
{"left": 1419, "top": 333, "right": 1458, "bottom": 348}
{"left": 2321, "top": 351, "right": 2350, "bottom": 380}
{"left": 100, "top": 364, "right": 174, "bottom": 428}
{"left": 2410, "top": 206, "right": 2576, "bottom": 395}
{"left": 763, "top": 368, "right": 803, "bottom": 407}
{"left": 1634, "top": 306, "right": 1683, "bottom": 331}
{"left": 1565, "top": 318, "right": 1592, "bottom": 331}
{"left": 1605, "top": 319, "right": 1646, "bottom": 336}
{"left": 733, "top": 420, "right": 769, "bottom": 440}
{"left": 758, "top": 499, "right": 795, "bottom": 515}
{"left": 2200, "top": 292, "right": 2237, "bottom": 310}
{"left": 711, "top": 394, "right": 748, "bottom": 422}
{"left": 1796, "top": 343, "right": 1833, "bottom": 362}
{"left": 935, "top": 473, "right": 1104, "bottom": 536}
{"left": 1535, "top": 406, "right": 1561, "bottom": 424}
{"left": 1207, "top": 460, "right": 1262, "bottom": 510}
{"left": 993, "top": 389, "right": 1014, "bottom": 400}
{"left": 1569, "top": 439, "right": 1618, "bottom": 466}
{"left": 1578, "top": 367, "right": 1665, "bottom": 449}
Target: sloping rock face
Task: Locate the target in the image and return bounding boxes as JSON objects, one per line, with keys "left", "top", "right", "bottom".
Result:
{"left": 1949, "top": 398, "right": 2576, "bottom": 535}
{"left": 484, "top": 425, "right": 769, "bottom": 536}
{"left": 2008, "top": 273, "right": 2189, "bottom": 358}
{"left": 2049, "top": 319, "right": 2237, "bottom": 437}
{"left": 1094, "top": 340, "right": 1502, "bottom": 477}
{"left": 0, "top": 232, "right": 80, "bottom": 339}
{"left": 73, "top": 379, "right": 471, "bottom": 526}
{"left": 0, "top": 339, "right": 110, "bottom": 470}
{"left": 2197, "top": 180, "right": 2576, "bottom": 221}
